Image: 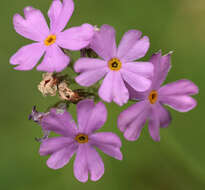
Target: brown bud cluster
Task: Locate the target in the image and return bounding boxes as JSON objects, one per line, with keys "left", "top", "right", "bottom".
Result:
{"left": 38, "top": 73, "right": 85, "bottom": 104}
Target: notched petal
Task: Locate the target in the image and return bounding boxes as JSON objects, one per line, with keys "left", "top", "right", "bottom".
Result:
{"left": 13, "top": 7, "right": 49, "bottom": 41}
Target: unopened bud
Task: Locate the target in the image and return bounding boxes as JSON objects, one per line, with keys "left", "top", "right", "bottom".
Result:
{"left": 29, "top": 106, "right": 48, "bottom": 124}
{"left": 29, "top": 106, "right": 50, "bottom": 142}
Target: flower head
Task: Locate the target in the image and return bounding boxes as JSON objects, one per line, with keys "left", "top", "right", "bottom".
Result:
{"left": 118, "top": 51, "right": 199, "bottom": 141}
{"left": 10, "top": 0, "right": 94, "bottom": 72}
{"left": 74, "top": 25, "right": 153, "bottom": 106}
{"left": 39, "top": 99, "right": 122, "bottom": 182}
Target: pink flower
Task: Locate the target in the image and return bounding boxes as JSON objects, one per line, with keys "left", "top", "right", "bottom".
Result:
{"left": 39, "top": 99, "right": 122, "bottom": 182}
{"left": 10, "top": 0, "right": 94, "bottom": 72}
{"left": 74, "top": 25, "right": 153, "bottom": 106}
{"left": 118, "top": 51, "right": 198, "bottom": 141}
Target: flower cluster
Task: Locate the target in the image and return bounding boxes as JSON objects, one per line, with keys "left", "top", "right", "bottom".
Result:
{"left": 11, "top": 0, "right": 198, "bottom": 183}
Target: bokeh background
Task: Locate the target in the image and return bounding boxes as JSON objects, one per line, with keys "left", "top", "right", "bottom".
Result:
{"left": 1, "top": 0, "right": 204, "bottom": 189}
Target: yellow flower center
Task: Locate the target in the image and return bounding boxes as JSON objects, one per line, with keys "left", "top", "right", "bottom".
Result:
{"left": 148, "top": 90, "right": 158, "bottom": 104}
{"left": 44, "top": 35, "right": 56, "bottom": 46}
{"left": 75, "top": 134, "right": 89, "bottom": 144}
{"left": 108, "top": 58, "right": 122, "bottom": 71}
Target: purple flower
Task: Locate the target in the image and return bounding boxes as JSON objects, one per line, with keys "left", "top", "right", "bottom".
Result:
{"left": 10, "top": 0, "right": 94, "bottom": 72}
{"left": 74, "top": 25, "right": 153, "bottom": 106}
{"left": 118, "top": 51, "right": 198, "bottom": 141}
{"left": 39, "top": 99, "right": 122, "bottom": 182}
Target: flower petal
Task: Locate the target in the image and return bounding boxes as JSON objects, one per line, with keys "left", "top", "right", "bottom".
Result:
{"left": 48, "top": 0, "right": 63, "bottom": 32}
{"left": 121, "top": 69, "right": 152, "bottom": 92}
{"left": 122, "top": 61, "right": 153, "bottom": 78}
{"left": 123, "top": 115, "right": 147, "bottom": 141}
{"left": 159, "top": 52, "right": 172, "bottom": 82}
{"left": 46, "top": 145, "right": 77, "bottom": 170}
{"left": 86, "top": 102, "right": 107, "bottom": 133}
{"left": 87, "top": 146, "right": 104, "bottom": 181}
{"left": 50, "top": 0, "right": 74, "bottom": 33}
{"left": 90, "top": 132, "right": 121, "bottom": 147}
{"left": 98, "top": 72, "right": 129, "bottom": 106}
{"left": 112, "top": 72, "right": 129, "bottom": 106}
{"left": 39, "top": 137, "right": 75, "bottom": 156}
{"left": 10, "top": 43, "right": 45, "bottom": 70}
{"left": 87, "top": 145, "right": 104, "bottom": 182}
{"left": 90, "top": 24, "right": 117, "bottom": 60}
{"left": 77, "top": 99, "right": 95, "bottom": 132}
{"left": 74, "top": 144, "right": 104, "bottom": 182}
{"left": 74, "top": 144, "right": 89, "bottom": 182}
{"left": 57, "top": 24, "right": 94, "bottom": 50}
{"left": 154, "top": 103, "right": 172, "bottom": 128}
{"left": 160, "top": 95, "right": 197, "bottom": 112}
{"left": 158, "top": 80, "right": 198, "bottom": 112}
{"left": 74, "top": 58, "right": 107, "bottom": 72}
{"left": 98, "top": 72, "right": 113, "bottom": 103}
{"left": 148, "top": 110, "right": 160, "bottom": 141}
{"left": 13, "top": 7, "right": 49, "bottom": 41}
{"left": 95, "top": 144, "right": 122, "bottom": 161}
{"left": 90, "top": 132, "right": 122, "bottom": 160}
{"left": 75, "top": 69, "right": 107, "bottom": 86}
{"left": 77, "top": 100, "right": 107, "bottom": 134}
{"left": 37, "top": 44, "right": 69, "bottom": 72}
{"left": 117, "top": 35, "right": 150, "bottom": 62}
{"left": 74, "top": 58, "right": 108, "bottom": 87}
{"left": 159, "top": 79, "right": 199, "bottom": 96}
{"left": 41, "top": 108, "right": 77, "bottom": 137}
{"left": 126, "top": 83, "right": 147, "bottom": 100}
{"left": 118, "top": 101, "right": 149, "bottom": 141}
{"left": 118, "top": 101, "right": 147, "bottom": 132}
{"left": 117, "top": 30, "right": 142, "bottom": 59}
{"left": 151, "top": 51, "right": 172, "bottom": 89}
{"left": 122, "top": 62, "right": 153, "bottom": 100}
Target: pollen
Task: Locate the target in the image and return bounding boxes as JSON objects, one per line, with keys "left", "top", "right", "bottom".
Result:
{"left": 75, "top": 134, "right": 89, "bottom": 144}
{"left": 108, "top": 58, "right": 122, "bottom": 71}
{"left": 148, "top": 90, "right": 158, "bottom": 104}
{"left": 44, "top": 35, "right": 56, "bottom": 46}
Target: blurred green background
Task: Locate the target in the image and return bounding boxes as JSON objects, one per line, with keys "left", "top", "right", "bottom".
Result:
{"left": 1, "top": 0, "right": 204, "bottom": 189}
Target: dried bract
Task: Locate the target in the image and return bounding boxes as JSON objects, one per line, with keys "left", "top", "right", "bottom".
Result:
{"left": 38, "top": 73, "right": 58, "bottom": 96}
{"left": 58, "top": 81, "right": 83, "bottom": 103}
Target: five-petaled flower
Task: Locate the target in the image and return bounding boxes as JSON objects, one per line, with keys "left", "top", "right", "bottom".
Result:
{"left": 74, "top": 24, "right": 153, "bottom": 106}
{"left": 10, "top": 0, "right": 94, "bottom": 72}
{"left": 118, "top": 51, "right": 198, "bottom": 141}
{"left": 39, "top": 99, "right": 122, "bottom": 182}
